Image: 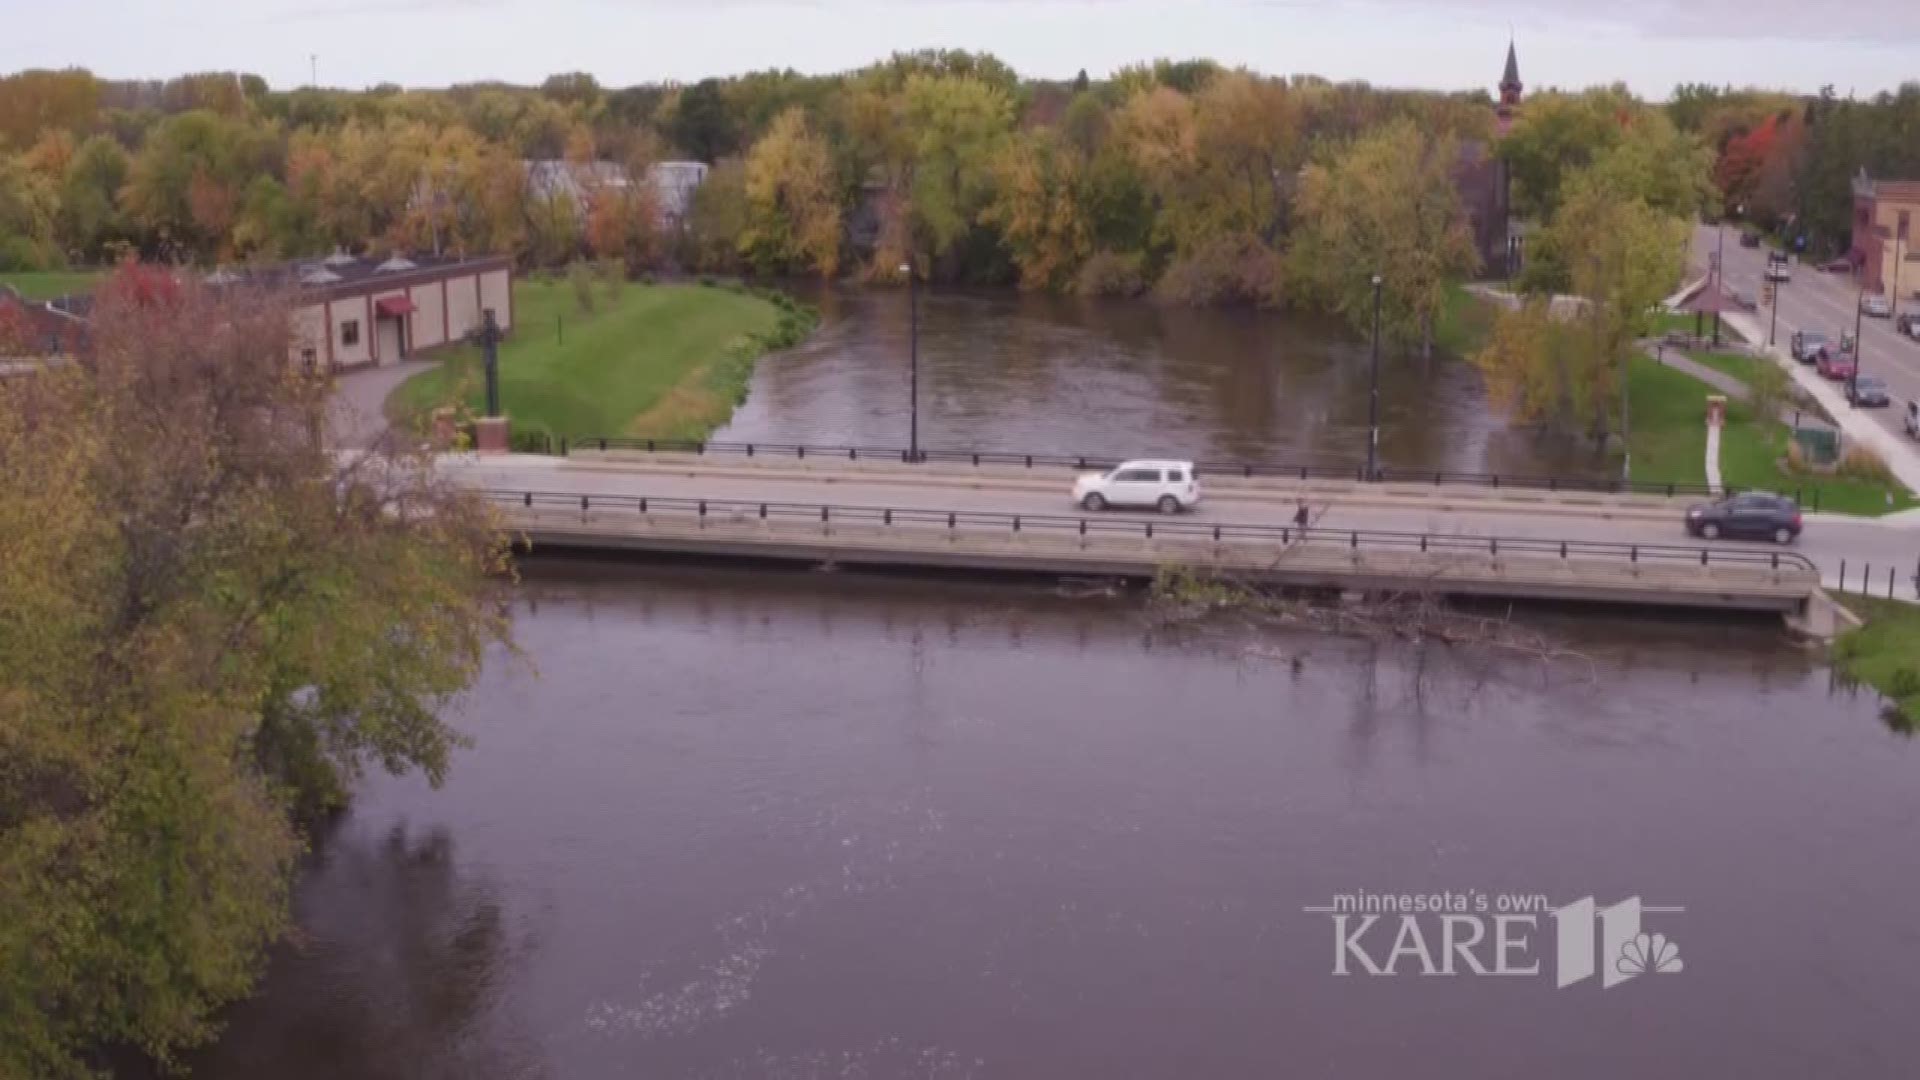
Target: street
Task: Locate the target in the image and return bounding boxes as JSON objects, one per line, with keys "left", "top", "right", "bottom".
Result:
{"left": 1694, "top": 223, "right": 1920, "bottom": 448}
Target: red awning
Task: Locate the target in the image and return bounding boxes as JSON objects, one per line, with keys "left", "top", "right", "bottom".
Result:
{"left": 375, "top": 295, "right": 417, "bottom": 317}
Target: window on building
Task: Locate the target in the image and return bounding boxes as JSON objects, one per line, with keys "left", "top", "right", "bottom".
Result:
{"left": 301, "top": 347, "right": 317, "bottom": 372}
{"left": 341, "top": 319, "right": 360, "bottom": 346}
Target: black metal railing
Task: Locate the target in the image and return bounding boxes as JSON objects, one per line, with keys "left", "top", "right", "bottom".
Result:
{"left": 547, "top": 435, "right": 1741, "bottom": 499}
{"left": 1830, "top": 558, "right": 1920, "bottom": 602}
{"left": 485, "top": 489, "right": 1819, "bottom": 574}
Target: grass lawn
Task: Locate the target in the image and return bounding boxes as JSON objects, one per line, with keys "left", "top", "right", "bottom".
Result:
{"left": 0, "top": 270, "right": 102, "bottom": 300}
{"left": 1680, "top": 349, "right": 1764, "bottom": 384}
{"left": 1436, "top": 282, "right": 1498, "bottom": 358}
{"left": 388, "top": 279, "right": 812, "bottom": 443}
{"left": 1627, "top": 354, "right": 1916, "bottom": 514}
{"left": 1832, "top": 596, "right": 1920, "bottom": 733}
{"left": 1644, "top": 310, "right": 1746, "bottom": 343}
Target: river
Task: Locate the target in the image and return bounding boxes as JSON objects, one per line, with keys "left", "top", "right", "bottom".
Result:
{"left": 715, "top": 286, "right": 1598, "bottom": 477}
{"left": 182, "top": 560, "right": 1919, "bottom": 1079}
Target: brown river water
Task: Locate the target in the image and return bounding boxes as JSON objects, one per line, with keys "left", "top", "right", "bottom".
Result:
{"left": 715, "top": 287, "right": 1598, "bottom": 477}
{"left": 179, "top": 559, "right": 1920, "bottom": 1080}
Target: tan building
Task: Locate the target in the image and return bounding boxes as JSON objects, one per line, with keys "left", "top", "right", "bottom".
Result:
{"left": 255, "top": 252, "right": 513, "bottom": 370}
{"left": 1849, "top": 172, "right": 1920, "bottom": 302}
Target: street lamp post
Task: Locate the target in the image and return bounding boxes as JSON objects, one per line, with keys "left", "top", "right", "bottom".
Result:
{"left": 1851, "top": 284, "right": 1866, "bottom": 405}
{"left": 1767, "top": 266, "right": 1783, "bottom": 349}
{"left": 1366, "top": 274, "right": 1383, "bottom": 481}
{"left": 900, "top": 262, "right": 919, "bottom": 462}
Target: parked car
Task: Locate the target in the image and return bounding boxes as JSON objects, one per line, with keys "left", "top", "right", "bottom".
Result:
{"left": 1790, "top": 330, "right": 1830, "bottom": 362}
{"left": 1817, "top": 351, "right": 1857, "bottom": 380}
{"left": 1906, "top": 400, "right": 1920, "bottom": 439}
{"left": 1848, "top": 374, "right": 1891, "bottom": 407}
{"left": 1823, "top": 258, "right": 1854, "bottom": 273}
{"left": 1072, "top": 460, "right": 1201, "bottom": 513}
{"left": 1861, "top": 293, "right": 1893, "bottom": 318}
{"left": 1730, "top": 288, "right": 1758, "bottom": 312}
{"left": 1764, "top": 259, "right": 1792, "bottom": 282}
{"left": 1739, "top": 232, "right": 1762, "bottom": 249}
{"left": 1898, "top": 312, "right": 1920, "bottom": 340}
{"left": 1684, "top": 492, "right": 1802, "bottom": 544}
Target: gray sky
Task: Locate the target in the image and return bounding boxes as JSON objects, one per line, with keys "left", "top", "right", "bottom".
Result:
{"left": 5, "top": 0, "right": 1917, "bottom": 98}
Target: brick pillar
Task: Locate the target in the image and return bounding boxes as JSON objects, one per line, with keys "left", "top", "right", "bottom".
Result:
{"left": 1706, "top": 395, "right": 1727, "bottom": 427}
{"left": 474, "top": 416, "right": 510, "bottom": 454}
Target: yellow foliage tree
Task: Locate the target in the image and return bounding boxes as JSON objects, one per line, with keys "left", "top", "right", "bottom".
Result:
{"left": 740, "top": 107, "right": 842, "bottom": 277}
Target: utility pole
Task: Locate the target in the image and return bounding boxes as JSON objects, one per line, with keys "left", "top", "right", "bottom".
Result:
{"left": 1713, "top": 222, "right": 1726, "bottom": 346}
{"left": 310, "top": 54, "right": 318, "bottom": 88}
{"left": 1851, "top": 283, "right": 1866, "bottom": 405}
{"left": 1366, "top": 274, "right": 1383, "bottom": 481}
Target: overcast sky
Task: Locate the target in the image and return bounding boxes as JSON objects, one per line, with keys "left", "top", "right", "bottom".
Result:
{"left": 5, "top": 0, "right": 1917, "bottom": 99}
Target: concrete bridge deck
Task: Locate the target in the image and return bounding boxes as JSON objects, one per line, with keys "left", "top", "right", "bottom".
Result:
{"left": 433, "top": 453, "right": 1920, "bottom": 604}
{"left": 484, "top": 487, "right": 1822, "bottom": 616}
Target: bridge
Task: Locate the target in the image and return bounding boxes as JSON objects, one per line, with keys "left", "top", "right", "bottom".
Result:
{"left": 411, "top": 445, "right": 1920, "bottom": 629}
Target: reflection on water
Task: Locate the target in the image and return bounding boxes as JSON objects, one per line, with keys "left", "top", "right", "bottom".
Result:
{"left": 718, "top": 286, "right": 1598, "bottom": 476}
{"left": 190, "top": 561, "right": 1920, "bottom": 1079}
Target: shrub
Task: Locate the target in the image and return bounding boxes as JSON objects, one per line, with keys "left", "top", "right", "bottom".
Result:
{"left": 1074, "top": 250, "right": 1147, "bottom": 298}
{"left": 1153, "top": 234, "right": 1286, "bottom": 308}
{"left": 638, "top": 272, "right": 657, "bottom": 286}
{"left": 697, "top": 275, "right": 717, "bottom": 288}
{"left": 1837, "top": 445, "right": 1896, "bottom": 484}
{"left": 509, "top": 425, "right": 554, "bottom": 454}
{"left": 568, "top": 263, "right": 596, "bottom": 315}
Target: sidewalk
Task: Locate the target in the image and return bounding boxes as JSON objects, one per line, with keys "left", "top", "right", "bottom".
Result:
{"left": 1642, "top": 344, "right": 1835, "bottom": 432}
{"left": 1718, "top": 309, "right": 1920, "bottom": 493}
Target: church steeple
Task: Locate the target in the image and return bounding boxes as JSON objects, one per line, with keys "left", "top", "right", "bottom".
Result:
{"left": 1496, "top": 40, "right": 1522, "bottom": 135}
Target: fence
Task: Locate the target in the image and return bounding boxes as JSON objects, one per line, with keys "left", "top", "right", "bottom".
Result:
{"left": 1829, "top": 557, "right": 1920, "bottom": 602}
{"left": 545, "top": 436, "right": 1746, "bottom": 500}
{"left": 485, "top": 489, "right": 1818, "bottom": 574}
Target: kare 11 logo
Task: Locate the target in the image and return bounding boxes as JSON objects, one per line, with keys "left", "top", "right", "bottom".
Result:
{"left": 1303, "top": 891, "right": 1684, "bottom": 989}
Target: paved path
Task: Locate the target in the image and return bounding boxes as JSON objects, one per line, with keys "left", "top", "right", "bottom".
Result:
{"left": 1644, "top": 344, "right": 1835, "bottom": 432}
{"left": 440, "top": 453, "right": 1920, "bottom": 601}
{"left": 1692, "top": 224, "right": 1920, "bottom": 490}
{"left": 326, "top": 360, "right": 436, "bottom": 449}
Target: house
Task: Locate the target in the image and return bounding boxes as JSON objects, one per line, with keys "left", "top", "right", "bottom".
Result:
{"left": 1850, "top": 172, "right": 1920, "bottom": 301}
{"left": 645, "top": 161, "right": 709, "bottom": 228}
{"left": 0, "top": 285, "right": 91, "bottom": 362}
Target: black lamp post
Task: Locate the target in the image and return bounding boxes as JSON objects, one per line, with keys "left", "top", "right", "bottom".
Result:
{"left": 479, "top": 308, "right": 501, "bottom": 418}
{"left": 900, "top": 262, "right": 919, "bottom": 462}
{"left": 1851, "top": 284, "right": 1866, "bottom": 405}
{"left": 1767, "top": 264, "right": 1783, "bottom": 348}
{"left": 1366, "top": 273, "right": 1383, "bottom": 481}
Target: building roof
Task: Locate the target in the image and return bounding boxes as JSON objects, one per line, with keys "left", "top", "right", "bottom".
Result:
{"left": 1501, "top": 41, "right": 1521, "bottom": 90}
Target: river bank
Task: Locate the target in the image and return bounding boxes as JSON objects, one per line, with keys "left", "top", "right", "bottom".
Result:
{"left": 386, "top": 278, "right": 817, "bottom": 446}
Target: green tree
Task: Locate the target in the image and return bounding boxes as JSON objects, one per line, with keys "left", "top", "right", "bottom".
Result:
{"left": 1497, "top": 87, "right": 1637, "bottom": 220}
{"left": 1290, "top": 118, "right": 1481, "bottom": 356}
{"left": 668, "top": 78, "right": 738, "bottom": 163}
{"left": 741, "top": 107, "right": 843, "bottom": 277}
{"left": 56, "top": 135, "right": 130, "bottom": 260}
{"left": 0, "top": 152, "right": 59, "bottom": 270}
{"left": 903, "top": 73, "right": 1014, "bottom": 271}
{"left": 983, "top": 129, "right": 1093, "bottom": 290}
{"left": 123, "top": 109, "right": 277, "bottom": 260}
{"left": 0, "top": 270, "right": 510, "bottom": 1078}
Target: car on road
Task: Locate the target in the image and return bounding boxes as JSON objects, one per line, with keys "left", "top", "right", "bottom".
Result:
{"left": 1823, "top": 258, "right": 1854, "bottom": 273}
{"left": 1848, "top": 374, "right": 1891, "bottom": 407}
{"left": 1684, "top": 492, "right": 1802, "bottom": 544}
{"left": 1817, "top": 351, "right": 1857, "bottom": 380}
{"left": 1790, "top": 330, "right": 1830, "bottom": 362}
{"left": 1898, "top": 313, "right": 1920, "bottom": 341}
{"left": 1739, "top": 231, "right": 1762, "bottom": 248}
{"left": 1730, "top": 288, "right": 1758, "bottom": 312}
{"left": 1906, "top": 400, "right": 1920, "bottom": 438}
{"left": 1073, "top": 460, "right": 1200, "bottom": 513}
{"left": 1861, "top": 293, "right": 1893, "bottom": 318}
{"left": 1764, "top": 259, "right": 1792, "bottom": 282}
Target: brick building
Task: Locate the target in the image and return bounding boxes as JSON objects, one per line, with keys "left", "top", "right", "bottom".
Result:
{"left": 1850, "top": 171, "right": 1920, "bottom": 302}
{"left": 1452, "top": 42, "right": 1523, "bottom": 278}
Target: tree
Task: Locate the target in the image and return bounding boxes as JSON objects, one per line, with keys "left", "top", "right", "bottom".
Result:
{"left": 1497, "top": 88, "right": 1637, "bottom": 220}
{"left": 686, "top": 156, "right": 749, "bottom": 273}
{"left": 1291, "top": 118, "right": 1481, "bottom": 356}
{"left": 123, "top": 110, "right": 277, "bottom": 260}
{"left": 668, "top": 78, "right": 738, "bottom": 163}
{"left": 586, "top": 177, "right": 660, "bottom": 276}
{"left": 741, "top": 108, "right": 843, "bottom": 277}
{"left": 0, "top": 153, "right": 59, "bottom": 270}
{"left": 0, "top": 268, "right": 510, "bottom": 1078}
{"left": 984, "top": 129, "right": 1093, "bottom": 291}
{"left": 57, "top": 135, "right": 130, "bottom": 259}
{"left": 903, "top": 73, "right": 1014, "bottom": 271}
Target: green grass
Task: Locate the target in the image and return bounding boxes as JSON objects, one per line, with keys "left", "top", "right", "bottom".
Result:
{"left": 387, "top": 279, "right": 815, "bottom": 442}
{"left": 1832, "top": 596, "right": 1920, "bottom": 733}
{"left": 0, "top": 270, "right": 102, "bottom": 300}
{"left": 1681, "top": 349, "right": 1764, "bottom": 384}
{"left": 1626, "top": 353, "right": 1916, "bottom": 515}
{"left": 1436, "top": 282, "right": 1498, "bottom": 357}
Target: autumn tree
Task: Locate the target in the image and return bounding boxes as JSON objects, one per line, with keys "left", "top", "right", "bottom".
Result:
{"left": 123, "top": 109, "right": 277, "bottom": 260}
{"left": 1291, "top": 118, "right": 1481, "bottom": 355}
{"left": 0, "top": 268, "right": 511, "bottom": 1078}
{"left": 0, "top": 153, "right": 59, "bottom": 270}
{"left": 903, "top": 73, "right": 1014, "bottom": 273}
{"left": 56, "top": 135, "right": 130, "bottom": 259}
{"left": 983, "top": 129, "right": 1093, "bottom": 291}
{"left": 586, "top": 177, "right": 660, "bottom": 276}
{"left": 740, "top": 108, "right": 843, "bottom": 277}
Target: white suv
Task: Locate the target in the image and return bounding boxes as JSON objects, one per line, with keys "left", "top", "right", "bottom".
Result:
{"left": 1072, "top": 460, "right": 1201, "bottom": 513}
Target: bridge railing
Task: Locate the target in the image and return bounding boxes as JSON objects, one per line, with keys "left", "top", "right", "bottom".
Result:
{"left": 547, "top": 435, "right": 1751, "bottom": 501}
{"left": 485, "top": 489, "right": 1819, "bottom": 574}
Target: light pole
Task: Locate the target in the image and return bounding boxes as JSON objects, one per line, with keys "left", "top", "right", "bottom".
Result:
{"left": 1851, "top": 283, "right": 1866, "bottom": 405}
{"left": 1767, "top": 260, "right": 1783, "bottom": 348}
{"left": 900, "top": 261, "right": 919, "bottom": 462}
{"left": 1366, "top": 273, "right": 1383, "bottom": 481}
{"left": 1713, "top": 223, "right": 1726, "bottom": 346}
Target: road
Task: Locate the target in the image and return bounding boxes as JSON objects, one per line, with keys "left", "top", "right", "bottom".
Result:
{"left": 443, "top": 453, "right": 1920, "bottom": 600}
{"left": 1694, "top": 224, "right": 1920, "bottom": 448}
